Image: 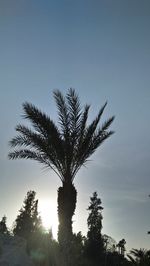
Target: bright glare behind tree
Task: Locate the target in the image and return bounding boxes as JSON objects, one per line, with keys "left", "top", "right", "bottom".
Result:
{"left": 8, "top": 88, "right": 114, "bottom": 255}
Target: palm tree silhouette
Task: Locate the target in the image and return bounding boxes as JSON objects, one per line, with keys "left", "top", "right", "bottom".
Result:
{"left": 117, "top": 239, "right": 126, "bottom": 257}
{"left": 127, "top": 248, "right": 150, "bottom": 265}
{"left": 8, "top": 88, "right": 114, "bottom": 249}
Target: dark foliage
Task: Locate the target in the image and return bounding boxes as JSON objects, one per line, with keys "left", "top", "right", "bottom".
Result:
{"left": 13, "top": 191, "right": 43, "bottom": 241}
{"left": 127, "top": 248, "right": 150, "bottom": 266}
{"left": 30, "top": 229, "right": 59, "bottom": 266}
{"left": 2, "top": 190, "right": 150, "bottom": 266}
{"left": 0, "top": 216, "right": 9, "bottom": 234}
{"left": 117, "top": 238, "right": 126, "bottom": 256}
{"left": 8, "top": 89, "right": 114, "bottom": 254}
{"left": 85, "top": 192, "right": 104, "bottom": 265}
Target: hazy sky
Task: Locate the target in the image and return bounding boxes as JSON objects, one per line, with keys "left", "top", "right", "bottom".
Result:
{"left": 0, "top": 0, "right": 150, "bottom": 251}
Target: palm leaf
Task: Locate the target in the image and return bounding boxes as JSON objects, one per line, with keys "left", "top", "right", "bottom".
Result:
{"left": 72, "top": 114, "right": 114, "bottom": 178}
{"left": 77, "top": 104, "right": 90, "bottom": 146}
{"left": 23, "top": 102, "right": 56, "bottom": 137}
{"left": 9, "top": 123, "right": 65, "bottom": 178}
{"left": 67, "top": 88, "right": 81, "bottom": 135}
{"left": 76, "top": 102, "right": 108, "bottom": 158}
{"left": 8, "top": 149, "right": 63, "bottom": 179}
{"left": 53, "top": 89, "right": 69, "bottom": 137}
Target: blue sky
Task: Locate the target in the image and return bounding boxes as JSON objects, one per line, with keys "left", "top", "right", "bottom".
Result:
{"left": 0, "top": 0, "right": 150, "bottom": 251}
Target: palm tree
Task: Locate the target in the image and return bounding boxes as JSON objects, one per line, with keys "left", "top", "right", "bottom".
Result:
{"left": 127, "top": 248, "right": 150, "bottom": 265}
{"left": 117, "top": 239, "right": 126, "bottom": 257}
{"left": 8, "top": 88, "right": 114, "bottom": 250}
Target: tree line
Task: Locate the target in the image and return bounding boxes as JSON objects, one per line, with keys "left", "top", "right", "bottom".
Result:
{"left": 1, "top": 190, "right": 149, "bottom": 266}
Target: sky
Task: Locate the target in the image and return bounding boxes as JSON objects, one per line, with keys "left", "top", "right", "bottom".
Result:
{"left": 0, "top": 0, "right": 150, "bottom": 252}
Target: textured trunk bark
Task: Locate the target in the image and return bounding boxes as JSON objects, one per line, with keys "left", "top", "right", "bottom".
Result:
{"left": 58, "top": 182, "right": 77, "bottom": 244}
{"left": 57, "top": 182, "right": 77, "bottom": 264}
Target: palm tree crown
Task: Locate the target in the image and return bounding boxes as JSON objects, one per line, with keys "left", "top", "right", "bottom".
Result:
{"left": 8, "top": 88, "right": 114, "bottom": 182}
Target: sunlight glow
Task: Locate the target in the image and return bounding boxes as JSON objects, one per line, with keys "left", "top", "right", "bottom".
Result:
{"left": 39, "top": 199, "right": 58, "bottom": 239}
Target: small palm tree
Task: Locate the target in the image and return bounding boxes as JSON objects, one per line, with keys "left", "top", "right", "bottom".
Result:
{"left": 127, "top": 248, "right": 150, "bottom": 265}
{"left": 117, "top": 239, "right": 126, "bottom": 257}
{"left": 8, "top": 89, "right": 114, "bottom": 251}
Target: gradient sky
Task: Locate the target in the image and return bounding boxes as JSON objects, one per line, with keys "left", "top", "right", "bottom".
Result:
{"left": 0, "top": 0, "right": 150, "bottom": 252}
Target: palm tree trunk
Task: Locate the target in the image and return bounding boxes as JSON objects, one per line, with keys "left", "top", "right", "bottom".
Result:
{"left": 58, "top": 182, "right": 77, "bottom": 244}
{"left": 57, "top": 182, "right": 77, "bottom": 264}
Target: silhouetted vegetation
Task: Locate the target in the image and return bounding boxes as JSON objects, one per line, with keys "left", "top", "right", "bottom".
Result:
{"left": 13, "top": 191, "right": 42, "bottom": 238}
{"left": 84, "top": 192, "right": 104, "bottom": 265}
{"left": 117, "top": 238, "right": 126, "bottom": 257}
{"left": 10, "top": 190, "right": 58, "bottom": 265}
{"left": 13, "top": 190, "right": 44, "bottom": 254}
{"left": 4, "top": 90, "right": 149, "bottom": 265}
{"left": 8, "top": 89, "right": 114, "bottom": 259}
{"left": 0, "top": 215, "right": 9, "bottom": 235}
{"left": 1, "top": 190, "right": 149, "bottom": 266}
{"left": 127, "top": 248, "right": 150, "bottom": 265}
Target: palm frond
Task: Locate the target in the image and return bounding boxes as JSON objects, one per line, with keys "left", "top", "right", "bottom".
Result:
{"left": 84, "top": 102, "right": 107, "bottom": 140}
{"left": 72, "top": 114, "right": 114, "bottom": 179}
{"left": 22, "top": 102, "right": 65, "bottom": 161}
{"left": 74, "top": 103, "right": 107, "bottom": 163}
{"left": 75, "top": 102, "right": 108, "bottom": 161}
{"left": 127, "top": 254, "right": 136, "bottom": 264}
{"left": 62, "top": 89, "right": 81, "bottom": 174}
{"left": 23, "top": 102, "right": 63, "bottom": 145}
{"left": 9, "top": 124, "right": 44, "bottom": 148}
{"left": 23, "top": 102, "right": 54, "bottom": 136}
{"left": 9, "top": 135, "right": 29, "bottom": 148}
{"left": 78, "top": 104, "right": 90, "bottom": 145}
{"left": 9, "top": 124, "right": 65, "bottom": 179}
{"left": 82, "top": 130, "right": 114, "bottom": 162}
{"left": 67, "top": 88, "right": 81, "bottom": 135}
{"left": 53, "top": 89, "right": 69, "bottom": 137}
{"left": 100, "top": 116, "right": 115, "bottom": 132}
{"left": 8, "top": 149, "right": 48, "bottom": 163}
{"left": 8, "top": 149, "right": 63, "bottom": 180}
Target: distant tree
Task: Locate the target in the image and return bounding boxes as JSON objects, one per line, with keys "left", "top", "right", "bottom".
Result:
{"left": 117, "top": 238, "right": 126, "bottom": 257}
{"left": 0, "top": 215, "right": 9, "bottom": 234}
{"left": 103, "top": 234, "right": 117, "bottom": 266}
{"left": 13, "top": 191, "right": 42, "bottom": 240}
{"left": 85, "top": 192, "right": 104, "bottom": 265}
{"left": 70, "top": 232, "right": 86, "bottom": 266}
{"left": 103, "top": 234, "right": 117, "bottom": 253}
{"left": 30, "top": 229, "right": 59, "bottom": 266}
